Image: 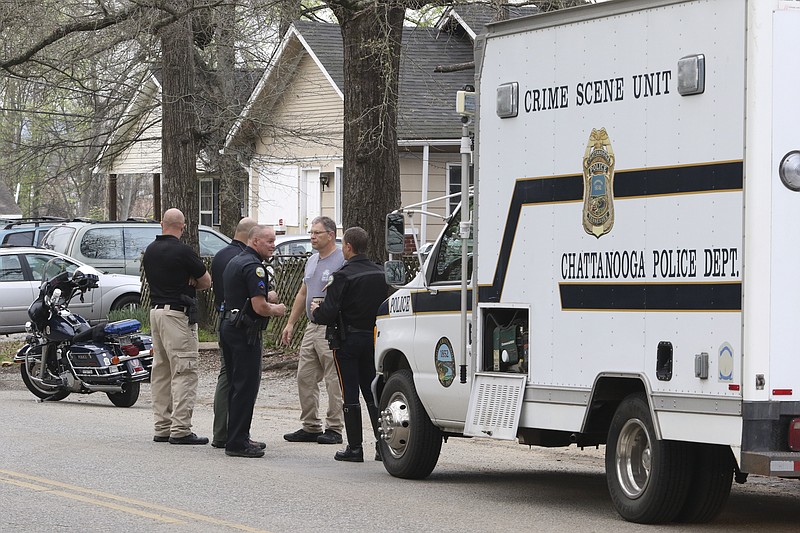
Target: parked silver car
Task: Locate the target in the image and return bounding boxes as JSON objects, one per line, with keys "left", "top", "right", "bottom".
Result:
{"left": 41, "top": 220, "right": 231, "bottom": 276}
{"left": 0, "top": 247, "right": 141, "bottom": 334}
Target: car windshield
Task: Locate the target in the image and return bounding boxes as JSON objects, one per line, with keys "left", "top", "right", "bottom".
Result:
{"left": 199, "top": 229, "right": 229, "bottom": 256}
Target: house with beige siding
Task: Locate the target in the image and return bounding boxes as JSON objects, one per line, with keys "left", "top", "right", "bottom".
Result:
{"left": 225, "top": 20, "right": 475, "bottom": 244}
{"left": 95, "top": 69, "right": 260, "bottom": 225}
{"left": 95, "top": 4, "right": 523, "bottom": 235}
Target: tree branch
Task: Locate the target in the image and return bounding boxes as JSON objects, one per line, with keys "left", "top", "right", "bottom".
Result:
{"left": 0, "top": 5, "right": 146, "bottom": 71}
{"left": 434, "top": 60, "right": 475, "bottom": 73}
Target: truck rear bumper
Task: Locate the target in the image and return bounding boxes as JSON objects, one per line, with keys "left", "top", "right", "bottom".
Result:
{"left": 740, "top": 451, "right": 800, "bottom": 477}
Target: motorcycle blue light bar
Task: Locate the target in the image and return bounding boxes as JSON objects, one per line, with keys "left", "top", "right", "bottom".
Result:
{"left": 104, "top": 319, "right": 141, "bottom": 336}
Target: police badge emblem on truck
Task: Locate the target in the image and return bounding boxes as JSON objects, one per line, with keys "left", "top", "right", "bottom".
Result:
{"left": 582, "top": 128, "right": 615, "bottom": 238}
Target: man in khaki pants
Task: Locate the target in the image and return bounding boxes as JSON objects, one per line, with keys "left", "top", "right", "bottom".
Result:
{"left": 143, "top": 208, "right": 211, "bottom": 445}
{"left": 280, "top": 216, "right": 344, "bottom": 444}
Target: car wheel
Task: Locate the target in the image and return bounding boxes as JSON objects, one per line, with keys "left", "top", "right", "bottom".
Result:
{"left": 111, "top": 294, "right": 140, "bottom": 311}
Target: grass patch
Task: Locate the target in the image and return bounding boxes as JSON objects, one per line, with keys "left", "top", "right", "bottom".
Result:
{"left": 0, "top": 338, "right": 24, "bottom": 366}
{"left": 198, "top": 328, "right": 218, "bottom": 343}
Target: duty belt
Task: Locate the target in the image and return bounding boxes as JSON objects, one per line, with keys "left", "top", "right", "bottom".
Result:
{"left": 152, "top": 304, "right": 185, "bottom": 312}
{"left": 222, "top": 309, "right": 240, "bottom": 321}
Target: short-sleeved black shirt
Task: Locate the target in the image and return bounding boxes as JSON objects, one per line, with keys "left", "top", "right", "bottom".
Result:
{"left": 143, "top": 234, "right": 207, "bottom": 306}
{"left": 222, "top": 246, "right": 269, "bottom": 319}
{"left": 210, "top": 239, "right": 247, "bottom": 310}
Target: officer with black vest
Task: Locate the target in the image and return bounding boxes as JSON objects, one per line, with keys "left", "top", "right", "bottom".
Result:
{"left": 311, "top": 227, "right": 388, "bottom": 462}
{"left": 220, "top": 224, "right": 287, "bottom": 458}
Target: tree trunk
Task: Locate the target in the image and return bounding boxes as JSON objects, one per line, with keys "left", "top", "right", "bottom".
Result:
{"left": 159, "top": 6, "right": 199, "bottom": 250}
{"left": 333, "top": 3, "right": 404, "bottom": 262}
{"left": 214, "top": 2, "right": 245, "bottom": 238}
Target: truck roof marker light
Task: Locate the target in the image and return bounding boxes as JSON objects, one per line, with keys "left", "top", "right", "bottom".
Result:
{"left": 789, "top": 419, "right": 800, "bottom": 452}
{"left": 779, "top": 151, "right": 800, "bottom": 191}
{"left": 773, "top": 389, "right": 793, "bottom": 396}
{"left": 496, "top": 82, "right": 518, "bottom": 118}
{"left": 677, "top": 54, "right": 705, "bottom": 96}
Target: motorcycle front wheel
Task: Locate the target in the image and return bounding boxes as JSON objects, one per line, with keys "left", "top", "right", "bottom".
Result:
{"left": 106, "top": 381, "right": 140, "bottom": 407}
{"left": 19, "top": 359, "right": 70, "bottom": 401}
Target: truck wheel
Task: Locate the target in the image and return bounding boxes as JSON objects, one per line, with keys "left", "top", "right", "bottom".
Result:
{"left": 606, "top": 393, "right": 692, "bottom": 523}
{"left": 378, "top": 370, "right": 442, "bottom": 479}
{"left": 106, "top": 382, "right": 140, "bottom": 407}
{"left": 674, "top": 443, "right": 734, "bottom": 523}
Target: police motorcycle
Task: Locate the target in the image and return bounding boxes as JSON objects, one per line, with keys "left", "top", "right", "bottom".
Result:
{"left": 13, "top": 261, "right": 153, "bottom": 407}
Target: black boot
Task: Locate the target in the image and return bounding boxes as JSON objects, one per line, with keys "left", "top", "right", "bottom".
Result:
{"left": 335, "top": 404, "right": 364, "bottom": 462}
{"left": 367, "top": 403, "right": 382, "bottom": 461}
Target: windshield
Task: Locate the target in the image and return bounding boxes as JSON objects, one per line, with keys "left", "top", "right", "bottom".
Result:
{"left": 199, "top": 229, "right": 230, "bottom": 256}
{"left": 26, "top": 253, "right": 78, "bottom": 282}
{"left": 429, "top": 202, "right": 473, "bottom": 284}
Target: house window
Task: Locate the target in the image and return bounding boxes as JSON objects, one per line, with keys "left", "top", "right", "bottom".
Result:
{"left": 447, "top": 164, "right": 474, "bottom": 216}
{"left": 199, "top": 179, "right": 220, "bottom": 226}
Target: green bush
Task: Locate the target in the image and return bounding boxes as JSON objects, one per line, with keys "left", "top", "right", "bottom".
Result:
{"left": 108, "top": 306, "right": 151, "bottom": 331}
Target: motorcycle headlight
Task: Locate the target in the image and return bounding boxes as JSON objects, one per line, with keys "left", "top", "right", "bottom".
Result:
{"left": 779, "top": 150, "right": 800, "bottom": 191}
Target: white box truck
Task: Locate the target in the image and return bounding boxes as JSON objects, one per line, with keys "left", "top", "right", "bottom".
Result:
{"left": 374, "top": 0, "right": 800, "bottom": 524}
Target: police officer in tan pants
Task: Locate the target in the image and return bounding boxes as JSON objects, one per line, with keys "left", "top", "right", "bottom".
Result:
{"left": 144, "top": 208, "right": 211, "bottom": 445}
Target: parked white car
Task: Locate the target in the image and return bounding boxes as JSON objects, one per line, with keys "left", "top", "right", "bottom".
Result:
{"left": 0, "top": 247, "right": 141, "bottom": 334}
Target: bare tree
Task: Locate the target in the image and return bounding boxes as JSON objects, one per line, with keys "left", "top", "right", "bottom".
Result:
{"left": 0, "top": 1, "right": 281, "bottom": 243}
{"left": 318, "top": 0, "right": 591, "bottom": 259}
{"left": 323, "top": 0, "right": 414, "bottom": 261}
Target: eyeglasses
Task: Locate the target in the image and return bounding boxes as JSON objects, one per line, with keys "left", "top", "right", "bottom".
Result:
{"left": 309, "top": 230, "right": 330, "bottom": 236}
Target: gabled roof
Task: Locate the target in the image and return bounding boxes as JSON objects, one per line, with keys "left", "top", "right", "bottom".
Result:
{"left": 436, "top": 3, "right": 540, "bottom": 40}
{"left": 227, "top": 20, "right": 475, "bottom": 147}
{"left": 0, "top": 181, "right": 22, "bottom": 217}
{"left": 97, "top": 68, "right": 262, "bottom": 174}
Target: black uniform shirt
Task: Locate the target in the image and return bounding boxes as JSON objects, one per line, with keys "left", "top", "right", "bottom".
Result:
{"left": 143, "top": 234, "right": 207, "bottom": 306}
{"left": 210, "top": 239, "right": 247, "bottom": 310}
{"left": 222, "top": 246, "right": 269, "bottom": 319}
{"left": 312, "top": 254, "right": 387, "bottom": 331}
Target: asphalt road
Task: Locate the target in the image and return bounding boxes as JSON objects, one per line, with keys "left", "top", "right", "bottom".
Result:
{"left": 2, "top": 355, "right": 800, "bottom": 533}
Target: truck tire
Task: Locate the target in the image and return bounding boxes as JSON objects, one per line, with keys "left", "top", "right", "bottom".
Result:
{"left": 378, "top": 370, "right": 442, "bottom": 479}
{"left": 606, "top": 393, "right": 693, "bottom": 524}
{"left": 674, "top": 443, "right": 734, "bottom": 523}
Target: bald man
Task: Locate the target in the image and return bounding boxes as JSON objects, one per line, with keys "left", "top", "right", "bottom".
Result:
{"left": 210, "top": 217, "right": 267, "bottom": 449}
{"left": 144, "top": 208, "right": 211, "bottom": 445}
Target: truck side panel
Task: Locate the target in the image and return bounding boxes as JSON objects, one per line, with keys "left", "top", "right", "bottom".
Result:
{"left": 476, "top": 0, "right": 747, "bottom": 445}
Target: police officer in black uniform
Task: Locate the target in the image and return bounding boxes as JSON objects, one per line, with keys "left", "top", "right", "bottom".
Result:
{"left": 210, "top": 217, "right": 257, "bottom": 449}
{"left": 220, "top": 225, "right": 286, "bottom": 458}
{"left": 311, "top": 227, "right": 388, "bottom": 463}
